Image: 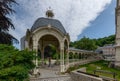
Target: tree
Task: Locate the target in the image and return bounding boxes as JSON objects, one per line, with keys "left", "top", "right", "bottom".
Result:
{"left": 70, "top": 35, "right": 115, "bottom": 50}
{"left": 74, "top": 36, "right": 97, "bottom": 51}
{"left": 0, "top": 0, "right": 18, "bottom": 44}
{"left": 95, "top": 35, "right": 115, "bottom": 47}
{"left": 0, "top": 44, "right": 35, "bottom": 81}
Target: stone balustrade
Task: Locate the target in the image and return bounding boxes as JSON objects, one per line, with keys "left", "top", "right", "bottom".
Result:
{"left": 70, "top": 69, "right": 103, "bottom": 81}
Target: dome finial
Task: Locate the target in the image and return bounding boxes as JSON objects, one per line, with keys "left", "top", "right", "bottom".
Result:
{"left": 46, "top": 7, "right": 54, "bottom": 18}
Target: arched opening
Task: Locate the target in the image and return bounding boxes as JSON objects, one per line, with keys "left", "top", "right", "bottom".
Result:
{"left": 38, "top": 34, "right": 60, "bottom": 67}
{"left": 69, "top": 52, "right": 73, "bottom": 63}
{"left": 74, "top": 53, "right": 78, "bottom": 61}
{"left": 44, "top": 44, "right": 58, "bottom": 66}
{"left": 79, "top": 53, "right": 82, "bottom": 59}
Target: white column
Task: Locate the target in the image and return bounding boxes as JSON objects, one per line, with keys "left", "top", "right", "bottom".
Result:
{"left": 66, "top": 49, "right": 69, "bottom": 69}
{"left": 60, "top": 48, "right": 65, "bottom": 72}
{"left": 60, "top": 41, "right": 65, "bottom": 72}
{"left": 33, "top": 44, "right": 38, "bottom": 67}
{"left": 67, "top": 50, "right": 69, "bottom": 65}
{"left": 33, "top": 39, "right": 38, "bottom": 74}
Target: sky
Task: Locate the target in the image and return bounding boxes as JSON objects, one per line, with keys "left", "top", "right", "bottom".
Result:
{"left": 10, "top": 0, "right": 116, "bottom": 49}
{"left": 78, "top": 0, "right": 116, "bottom": 39}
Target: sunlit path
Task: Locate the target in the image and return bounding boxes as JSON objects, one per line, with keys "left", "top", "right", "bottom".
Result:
{"left": 30, "top": 68, "right": 72, "bottom": 81}
{"left": 30, "top": 76, "right": 72, "bottom": 81}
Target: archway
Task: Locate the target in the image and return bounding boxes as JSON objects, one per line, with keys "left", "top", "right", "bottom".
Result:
{"left": 44, "top": 45, "right": 57, "bottom": 67}
{"left": 38, "top": 34, "right": 60, "bottom": 67}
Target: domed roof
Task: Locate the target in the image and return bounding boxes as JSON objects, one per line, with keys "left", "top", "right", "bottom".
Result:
{"left": 31, "top": 17, "right": 67, "bottom": 34}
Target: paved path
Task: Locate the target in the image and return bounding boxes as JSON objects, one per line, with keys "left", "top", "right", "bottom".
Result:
{"left": 30, "top": 68, "right": 72, "bottom": 81}
{"left": 39, "top": 68, "right": 61, "bottom": 78}
{"left": 30, "top": 76, "right": 72, "bottom": 81}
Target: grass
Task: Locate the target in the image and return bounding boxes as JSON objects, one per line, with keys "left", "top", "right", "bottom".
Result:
{"left": 81, "top": 60, "right": 120, "bottom": 80}
{"left": 66, "top": 60, "right": 120, "bottom": 80}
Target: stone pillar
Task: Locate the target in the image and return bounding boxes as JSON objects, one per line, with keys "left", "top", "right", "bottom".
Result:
{"left": 66, "top": 49, "right": 69, "bottom": 68}
{"left": 60, "top": 41, "right": 65, "bottom": 72}
{"left": 33, "top": 44, "right": 38, "bottom": 66}
{"left": 60, "top": 48, "right": 65, "bottom": 72}
{"left": 33, "top": 38, "right": 38, "bottom": 74}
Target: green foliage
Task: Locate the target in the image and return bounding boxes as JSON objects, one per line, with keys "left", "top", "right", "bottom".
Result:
{"left": 73, "top": 36, "right": 97, "bottom": 50}
{"left": 94, "top": 35, "right": 115, "bottom": 47}
{"left": 70, "top": 35, "right": 115, "bottom": 50}
{"left": 50, "top": 45, "right": 57, "bottom": 59}
{"left": 69, "top": 53, "right": 73, "bottom": 59}
{"left": 66, "top": 60, "right": 120, "bottom": 80}
{"left": 80, "top": 60, "right": 120, "bottom": 80}
{"left": 44, "top": 45, "right": 58, "bottom": 59}
{"left": 52, "top": 53, "right": 59, "bottom": 59}
{"left": 0, "top": 44, "right": 35, "bottom": 81}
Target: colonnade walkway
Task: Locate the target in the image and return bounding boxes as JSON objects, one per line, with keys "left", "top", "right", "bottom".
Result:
{"left": 68, "top": 56, "right": 101, "bottom": 67}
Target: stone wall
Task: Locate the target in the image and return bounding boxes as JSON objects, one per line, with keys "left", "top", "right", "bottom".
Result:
{"left": 70, "top": 69, "right": 103, "bottom": 81}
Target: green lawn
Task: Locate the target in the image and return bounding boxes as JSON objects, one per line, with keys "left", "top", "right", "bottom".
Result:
{"left": 66, "top": 60, "right": 120, "bottom": 80}
{"left": 79, "top": 60, "right": 120, "bottom": 81}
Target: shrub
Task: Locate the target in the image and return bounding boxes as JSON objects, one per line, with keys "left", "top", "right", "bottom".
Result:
{"left": 0, "top": 44, "right": 35, "bottom": 81}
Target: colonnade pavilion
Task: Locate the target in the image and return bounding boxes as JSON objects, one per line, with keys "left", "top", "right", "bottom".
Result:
{"left": 21, "top": 10, "right": 98, "bottom": 74}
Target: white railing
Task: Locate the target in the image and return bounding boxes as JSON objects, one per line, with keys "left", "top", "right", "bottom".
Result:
{"left": 68, "top": 58, "right": 101, "bottom": 67}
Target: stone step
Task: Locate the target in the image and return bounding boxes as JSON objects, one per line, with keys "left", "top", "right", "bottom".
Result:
{"left": 30, "top": 76, "right": 72, "bottom": 81}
